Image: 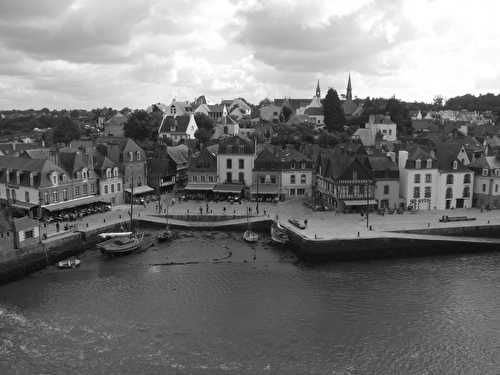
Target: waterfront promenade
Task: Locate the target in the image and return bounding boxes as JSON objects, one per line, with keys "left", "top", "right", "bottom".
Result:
{"left": 39, "top": 193, "right": 500, "bottom": 244}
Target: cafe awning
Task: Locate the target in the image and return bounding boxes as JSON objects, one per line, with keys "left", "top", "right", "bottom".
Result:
{"left": 343, "top": 199, "right": 377, "bottom": 206}
{"left": 42, "top": 195, "right": 103, "bottom": 212}
{"left": 10, "top": 201, "right": 39, "bottom": 210}
{"left": 213, "top": 183, "right": 244, "bottom": 194}
{"left": 250, "top": 184, "right": 280, "bottom": 195}
{"left": 124, "top": 185, "right": 155, "bottom": 195}
{"left": 184, "top": 183, "right": 216, "bottom": 191}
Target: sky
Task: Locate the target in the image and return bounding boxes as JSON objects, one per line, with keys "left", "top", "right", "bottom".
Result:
{"left": 1, "top": 0, "right": 500, "bottom": 110}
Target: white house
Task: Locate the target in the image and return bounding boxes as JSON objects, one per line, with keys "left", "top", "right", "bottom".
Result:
{"left": 216, "top": 135, "right": 255, "bottom": 187}
{"left": 158, "top": 114, "right": 198, "bottom": 145}
{"left": 398, "top": 146, "right": 439, "bottom": 210}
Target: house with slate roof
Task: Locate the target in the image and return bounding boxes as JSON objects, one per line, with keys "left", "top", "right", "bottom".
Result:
{"left": 158, "top": 114, "right": 198, "bottom": 145}
{"left": 252, "top": 147, "right": 282, "bottom": 200}
{"left": 93, "top": 152, "right": 123, "bottom": 205}
{"left": 366, "top": 155, "right": 400, "bottom": 209}
{"left": 469, "top": 155, "right": 500, "bottom": 208}
{"left": 184, "top": 148, "right": 218, "bottom": 198}
{"left": 314, "top": 142, "right": 376, "bottom": 211}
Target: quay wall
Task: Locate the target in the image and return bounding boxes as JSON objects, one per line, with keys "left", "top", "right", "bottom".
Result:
{"left": 392, "top": 224, "right": 500, "bottom": 238}
{"left": 138, "top": 217, "right": 273, "bottom": 232}
{"left": 288, "top": 225, "right": 500, "bottom": 262}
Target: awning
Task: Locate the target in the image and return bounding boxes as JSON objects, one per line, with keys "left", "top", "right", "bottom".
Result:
{"left": 10, "top": 201, "right": 39, "bottom": 210}
{"left": 124, "top": 185, "right": 155, "bottom": 195}
{"left": 213, "top": 183, "right": 244, "bottom": 194}
{"left": 250, "top": 184, "right": 280, "bottom": 195}
{"left": 184, "top": 183, "right": 216, "bottom": 191}
{"left": 343, "top": 199, "right": 377, "bottom": 206}
{"left": 42, "top": 195, "right": 103, "bottom": 212}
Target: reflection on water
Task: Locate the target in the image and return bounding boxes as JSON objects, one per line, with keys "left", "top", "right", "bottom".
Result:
{"left": 1, "top": 231, "right": 500, "bottom": 374}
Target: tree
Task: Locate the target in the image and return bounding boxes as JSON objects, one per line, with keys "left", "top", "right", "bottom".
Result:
{"left": 195, "top": 127, "right": 213, "bottom": 145}
{"left": 194, "top": 113, "right": 214, "bottom": 132}
{"left": 433, "top": 95, "right": 444, "bottom": 108}
{"left": 323, "top": 88, "right": 345, "bottom": 132}
{"left": 281, "top": 106, "right": 293, "bottom": 122}
{"left": 124, "top": 110, "right": 155, "bottom": 141}
{"left": 52, "top": 117, "right": 81, "bottom": 145}
{"left": 386, "top": 97, "right": 411, "bottom": 135}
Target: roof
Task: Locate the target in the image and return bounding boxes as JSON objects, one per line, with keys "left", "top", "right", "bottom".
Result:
{"left": 367, "top": 156, "right": 398, "bottom": 172}
{"left": 304, "top": 107, "right": 323, "bottom": 116}
{"left": 218, "top": 135, "right": 254, "bottom": 154}
{"left": 470, "top": 156, "right": 500, "bottom": 170}
{"left": 58, "top": 149, "right": 87, "bottom": 174}
{"left": 13, "top": 216, "right": 38, "bottom": 231}
{"left": 342, "top": 100, "right": 358, "bottom": 116}
{"left": 93, "top": 152, "right": 116, "bottom": 174}
{"left": 189, "top": 148, "right": 216, "bottom": 172}
{"left": 159, "top": 115, "right": 191, "bottom": 134}
{"left": 166, "top": 144, "right": 189, "bottom": 165}
{"left": 254, "top": 148, "right": 281, "bottom": 171}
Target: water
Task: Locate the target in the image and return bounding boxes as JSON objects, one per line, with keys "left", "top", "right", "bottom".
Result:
{"left": 1, "top": 231, "right": 500, "bottom": 374}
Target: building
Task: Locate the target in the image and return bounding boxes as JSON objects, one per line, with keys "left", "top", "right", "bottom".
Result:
{"left": 398, "top": 146, "right": 439, "bottom": 210}
{"left": 259, "top": 104, "right": 282, "bottom": 123}
{"left": 93, "top": 152, "right": 123, "bottom": 205}
{"left": 469, "top": 156, "right": 500, "bottom": 208}
{"left": 252, "top": 147, "right": 282, "bottom": 200}
{"left": 279, "top": 146, "right": 313, "bottom": 199}
{"left": 185, "top": 147, "right": 218, "bottom": 198}
{"left": 366, "top": 155, "right": 400, "bottom": 209}
{"left": 194, "top": 103, "right": 225, "bottom": 121}
{"left": 158, "top": 114, "right": 198, "bottom": 145}
{"left": 103, "top": 113, "right": 127, "bottom": 137}
{"left": 315, "top": 144, "right": 375, "bottom": 211}
{"left": 212, "top": 115, "right": 240, "bottom": 139}
{"left": 297, "top": 81, "right": 324, "bottom": 126}
{"left": 167, "top": 99, "right": 192, "bottom": 117}
{"left": 96, "top": 137, "right": 151, "bottom": 201}
{"left": 12, "top": 216, "right": 40, "bottom": 249}
{"left": 215, "top": 135, "right": 255, "bottom": 197}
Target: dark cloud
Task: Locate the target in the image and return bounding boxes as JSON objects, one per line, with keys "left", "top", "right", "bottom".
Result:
{"left": 233, "top": 0, "right": 416, "bottom": 75}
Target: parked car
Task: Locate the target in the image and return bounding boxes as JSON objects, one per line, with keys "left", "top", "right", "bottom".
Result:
{"left": 288, "top": 218, "right": 306, "bottom": 229}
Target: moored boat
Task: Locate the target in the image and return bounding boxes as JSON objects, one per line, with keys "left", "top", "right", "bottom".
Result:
{"left": 98, "top": 233, "right": 145, "bottom": 256}
{"left": 243, "top": 230, "right": 259, "bottom": 243}
{"left": 158, "top": 229, "right": 173, "bottom": 242}
{"left": 57, "top": 258, "right": 81, "bottom": 269}
{"left": 271, "top": 221, "right": 289, "bottom": 244}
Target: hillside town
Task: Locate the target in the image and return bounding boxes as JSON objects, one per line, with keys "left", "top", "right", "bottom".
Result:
{"left": 1, "top": 76, "right": 500, "bottom": 250}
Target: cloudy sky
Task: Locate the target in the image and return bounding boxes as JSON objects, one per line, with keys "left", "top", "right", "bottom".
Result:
{"left": 1, "top": 0, "right": 499, "bottom": 110}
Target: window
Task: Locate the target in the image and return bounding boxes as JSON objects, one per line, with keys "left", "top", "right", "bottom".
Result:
{"left": 223, "top": 126, "right": 228, "bottom": 135}
{"left": 117, "top": 183, "right": 121, "bottom": 192}
{"left": 446, "top": 174, "right": 454, "bottom": 185}
{"left": 104, "top": 185, "right": 108, "bottom": 194}
{"left": 75, "top": 186, "right": 80, "bottom": 197}
{"left": 270, "top": 175, "right": 277, "bottom": 184}
{"left": 414, "top": 174, "right": 421, "bottom": 183}
{"left": 289, "top": 189, "right": 295, "bottom": 196}
{"left": 496, "top": 185, "right": 499, "bottom": 193}
{"left": 51, "top": 173, "right": 58, "bottom": 185}
{"left": 445, "top": 187, "right": 453, "bottom": 199}
{"left": 226, "top": 172, "right": 232, "bottom": 183}
{"left": 82, "top": 170, "right": 87, "bottom": 179}
{"left": 24, "top": 230, "right": 34, "bottom": 239}
{"left": 113, "top": 168, "right": 118, "bottom": 177}
{"left": 200, "top": 176, "right": 206, "bottom": 183}
{"left": 226, "top": 159, "right": 232, "bottom": 169}
{"left": 129, "top": 151, "right": 134, "bottom": 161}
{"left": 413, "top": 186, "right": 420, "bottom": 199}
{"left": 90, "top": 184, "right": 95, "bottom": 194}
{"left": 25, "top": 191, "right": 29, "bottom": 203}
{"left": 106, "top": 169, "right": 112, "bottom": 178}
{"left": 463, "top": 186, "right": 470, "bottom": 198}
{"left": 464, "top": 174, "right": 471, "bottom": 184}
{"left": 290, "top": 175, "right": 296, "bottom": 184}
{"left": 482, "top": 169, "right": 489, "bottom": 177}
{"left": 359, "top": 185, "right": 365, "bottom": 195}
{"left": 383, "top": 185, "right": 389, "bottom": 195}
{"left": 452, "top": 161, "right": 458, "bottom": 170}
{"left": 239, "top": 159, "right": 244, "bottom": 169}
{"left": 348, "top": 185, "right": 354, "bottom": 195}
{"left": 482, "top": 184, "right": 487, "bottom": 193}
{"left": 63, "top": 189, "right": 68, "bottom": 200}
{"left": 425, "top": 174, "right": 432, "bottom": 183}
{"left": 136, "top": 151, "right": 141, "bottom": 161}
{"left": 424, "top": 186, "right": 431, "bottom": 198}
{"left": 259, "top": 175, "right": 265, "bottom": 184}
{"left": 496, "top": 169, "right": 500, "bottom": 177}
{"left": 238, "top": 172, "right": 244, "bottom": 183}
{"left": 52, "top": 191, "right": 58, "bottom": 203}
{"left": 111, "top": 184, "right": 115, "bottom": 193}
{"left": 297, "top": 188, "right": 305, "bottom": 195}
{"left": 11, "top": 189, "right": 16, "bottom": 201}
{"left": 299, "top": 174, "right": 306, "bottom": 184}
{"left": 415, "top": 159, "right": 421, "bottom": 169}
{"left": 239, "top": 145, "right": 245, "bottom": 153}
{"left": 83, "top": 184, "right": 88, "bottom": 195}
{"left": 291, "top": 161, "right": 296, "bottom": 169}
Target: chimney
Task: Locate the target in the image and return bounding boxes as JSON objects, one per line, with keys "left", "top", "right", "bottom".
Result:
{"left": 398, "top": 150, "right": 408, "bottom": 169}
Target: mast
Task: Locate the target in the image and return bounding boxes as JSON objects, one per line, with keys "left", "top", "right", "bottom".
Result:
{"left": 130, "top": 176, "right": 134, "bottom": 232}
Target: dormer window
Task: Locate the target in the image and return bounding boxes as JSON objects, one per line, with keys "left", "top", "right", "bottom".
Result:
{"left": 170, "top": 105, "right": 176, "bottom": 115}
{"left": 452, "top": 161, "right": 458, "bottom": 170}
{"left": 51, "top": 172, "right": 58, "bottom": 186}
{"left": 136, "top": 151, "right": 141, "bottom": 161}
{"left": 82, "top": 169, "right": 88, "bottom": 179}
{"left": 291, "top": 161, "right": 296, "bottom": 169}
{"left": 106, "top": 168, "right": 112, "bottom": 178}
{"left": 113, "top": 167, "right": 118, "bottom": 177}
{"left": 482, "top": 168, "right": 489, "bottom": 177}
{"left": 415, "top": 159, "right": 421, "bottom": 169}
{"left": 129, "top": 151, "right": 134, "bottom": 161}
{"left": 496, "top": 169, "right": 500, "bottom": 177}
{"left": 426, "top": 159, "right": 432, "bottom": 168}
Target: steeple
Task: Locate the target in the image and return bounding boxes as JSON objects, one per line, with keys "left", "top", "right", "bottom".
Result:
{"left": 315, "top": 80, "right": 321, "bottom": 98}
{"left": 346, "top": 74, "right": 352, "bottom": 101}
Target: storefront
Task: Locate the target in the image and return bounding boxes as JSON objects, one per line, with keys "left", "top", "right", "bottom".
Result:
{"left": 183, "top": 183, "right": 216, "bottom": 200}
{"left": 340, "top": 199, "right": 378, "bottom": 213}
{"left": 41, "top": 195, "right": 107, "bottom": 219}
{"left": 212, "top": 183, "right": 245, "bottom": 200}
{"left": 124, "top": 185, "right": 155, "bottom": 203}
{"left": 250, "top": 184, "right": 280, "bottom": 202}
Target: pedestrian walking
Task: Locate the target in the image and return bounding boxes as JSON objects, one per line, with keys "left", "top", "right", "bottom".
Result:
{"left": 206, "top": 203, "right": 209, "bottom": 214}
{"left": 223, "top": 206, "right": 226, "bottom": 214}
{"left": 304, "top": 218, "right": 308, "bottom": 228}
{"left": 199, "top": 207, "right": 203, "bottom": 215}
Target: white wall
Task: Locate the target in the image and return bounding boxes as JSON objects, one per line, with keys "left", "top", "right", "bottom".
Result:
{"left": 281, "top": 170, "right": 312, "bottom": 197}
{"left": 0, "top": 183, "right": 40, "bottom": 204}
{"left": 436, "top": 171, "right": 474, "bottom": 209}
{"left": 217, "top": 154, "right": 254, "bottom": 186}
{"left": 400, "top": 168, "right": 439, "bottom": 209}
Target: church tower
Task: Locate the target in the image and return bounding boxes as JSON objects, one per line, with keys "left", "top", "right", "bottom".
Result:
{"left": 315, "top": 80, "right": 321, "bottom": 98}
{"left": 346, "top": 74, "right": 352, "bottom": 101}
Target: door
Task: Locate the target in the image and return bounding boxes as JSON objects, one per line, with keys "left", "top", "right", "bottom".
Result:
{"left": 445, "top": 200, "right": 451, "bottom": 209}
{"left": 456, "top": 199, "right": 464, "bottom": 208}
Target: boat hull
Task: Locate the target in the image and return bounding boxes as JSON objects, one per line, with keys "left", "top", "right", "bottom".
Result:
{"left": 271, "top": 222, "right": 289, "bottom": 244}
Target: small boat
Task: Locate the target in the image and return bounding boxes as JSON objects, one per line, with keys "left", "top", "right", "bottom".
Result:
{"left": 271, "top": 221, "right": 289, "bottom": 244}
{"left": 57, "top": 258, "right": 81, "bottom": 269}
{"left": 98, "top": 232, "right": 133, "bottom": 240}
{"left": 98, "top": 233, "right": 145, "bottom": 256}
{"left": 243, "top": 230, "right": 259, "bottom": 243}
{"left": 157, "top": 229, "right": 173, "bottom": 242}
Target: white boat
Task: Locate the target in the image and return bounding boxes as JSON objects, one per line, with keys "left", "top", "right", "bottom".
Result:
{"left": 243, "top": 230, "right": 259, "bottom": 243}
{"left": 98, "top": 232, "right": 133, "bottom": 240}
{"left": 57, "top": 259, "right": 81, "bottom": 269}
{"left": 271, "top": 221, "right": 289, "bottom": 244}
{"left": 98, "top": 233, "right": 145, "bottom": 256}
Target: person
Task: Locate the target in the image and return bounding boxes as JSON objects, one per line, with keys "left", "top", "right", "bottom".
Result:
{"left": 206, "top": 203, "right": 209, "bottom": 214}
{"left": 199, "top": 207, "right": 203, "bottom": 215}
{"left": 171, "top": 198, "right": 175, "bottom": 206}
{"left": 56, "top": 222, "right": 60, "bottom": 232}
{"left": 304, "top": 218, "right": 308, "bottom": 228}
{"left": 223, "top": 206, "right": 226, "bottom": 214}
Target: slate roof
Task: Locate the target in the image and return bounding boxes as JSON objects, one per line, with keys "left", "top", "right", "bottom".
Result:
{"left": 342, "top": 100, "right": 358, "bottom": 116}
{"left": 159, "top": 115, "right": 190, "bottom": 134}
{"left": 254, "top": 148, "right": 281, "bottom": 171}
{"left": 189, "top": 148, "right": 216, "bottom": 172}
{"left": 13, "top": 216, "right": 38, "bottom": 231}
{"left": 218, "top": 135, "right": 254, "bottom": 154}
{"left": 470, "top": 156, "right": 500, "bottom": 170}
{"left": 0, "top": 156, "right": 65, "bottom": 188}
{"left": 166, "top": 144, "right": 189, "bottom": 166}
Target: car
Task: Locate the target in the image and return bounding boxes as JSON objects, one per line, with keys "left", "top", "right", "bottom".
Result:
{"left": 288, "top": 218, "right": 306, "bottom": 229}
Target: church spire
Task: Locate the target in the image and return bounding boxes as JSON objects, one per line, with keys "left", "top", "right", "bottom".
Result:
{"left": 346, "top": 73, "right": 352, "bottom": 101}
{"left": 315, "top": 80, "right": 321, "bottom": 98}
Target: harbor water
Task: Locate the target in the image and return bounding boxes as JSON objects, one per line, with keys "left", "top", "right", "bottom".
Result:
{"left": 1, "top": 230, "right": 500, "bottom": 374}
